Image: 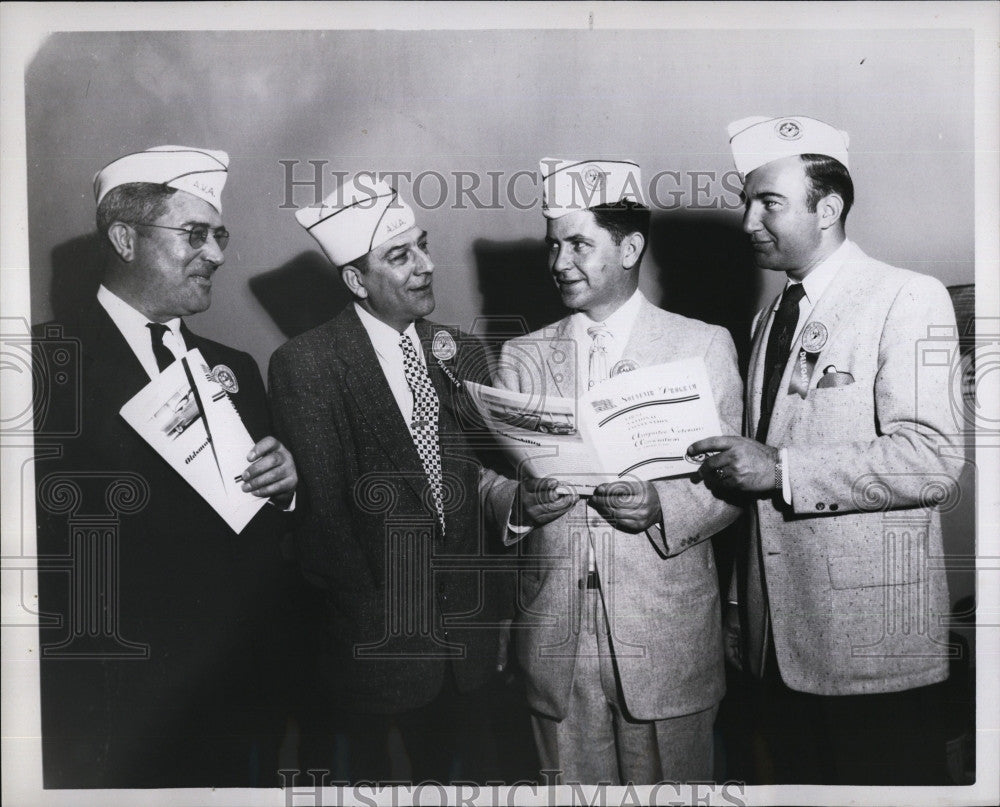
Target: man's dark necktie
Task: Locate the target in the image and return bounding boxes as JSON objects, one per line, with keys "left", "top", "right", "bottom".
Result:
{"left": 146, "top": 322, "right": 176, "bottom": 373}
{"left": 756, "top": 283, "right": 806, "bottom": 442}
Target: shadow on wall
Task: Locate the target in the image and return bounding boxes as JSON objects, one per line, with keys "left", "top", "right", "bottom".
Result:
{"left": 647, "top": 211, "right": 758, "bottom": 376}
{"left": 472, "top": 238, "right": 565, "bottom": 343}
{"left": 249, "top": 250, "right": 353, "bottom": 340}
{"left": 49, "top": 233, "right": 105, "bottom": 324}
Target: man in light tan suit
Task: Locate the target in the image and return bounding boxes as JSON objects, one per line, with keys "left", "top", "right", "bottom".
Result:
{"left": 690, "top": 116, "right": 964, "bottom": 784}
{"left": 496, "top": 158, "right": 743, "bottom": 784}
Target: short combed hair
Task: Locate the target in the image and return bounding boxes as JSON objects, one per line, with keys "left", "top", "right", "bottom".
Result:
{"left": 800, "top": 154, "right": 854, "bottom": 225}
{"left": 95, "top": 182, "right": 178, "bottom": 237}
{"left": 346, "top": 251, "right": 372, "bottom": 274}
{"left": 588, "top": 200, "right": 651, "bottom": 264}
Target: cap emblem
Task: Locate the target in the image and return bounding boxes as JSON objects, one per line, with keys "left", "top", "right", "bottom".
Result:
{"left": 776, "top": 119, "right": 803, "bottom": 140}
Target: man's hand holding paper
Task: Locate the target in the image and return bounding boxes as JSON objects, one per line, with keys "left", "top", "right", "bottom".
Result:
{"left": 241, "top": 435, "right": 298, "bottom": 506}
{"left": 511, "top": 476, "right": 579, "bottom": 530}
{"left": 590, "top": 479, "right": 662, "bottom": 533}
{"left": 687, "top": 434, "right": 779, "bottom": 495}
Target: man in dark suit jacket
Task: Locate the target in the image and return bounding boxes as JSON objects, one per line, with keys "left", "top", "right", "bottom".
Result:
{"left": 33, "top": 146, "right": 298, "bottom": 788}
{"left": 269, "top": 176, "right": 569, "bottom": 783}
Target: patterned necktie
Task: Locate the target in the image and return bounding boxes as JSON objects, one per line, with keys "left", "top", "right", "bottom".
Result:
{"left": 587, "top": 324, "right": 611, "bottom": 390}
{"left": 146, "top": 322, "right": 176, "bottom": 373}
{"left": 399, "top": 333, "right": 445, "bottom": 532}
{"left": 756, "top": 283, "right": 806, "bottom": 441}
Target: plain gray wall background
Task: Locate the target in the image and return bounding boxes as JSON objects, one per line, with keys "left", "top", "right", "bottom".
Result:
{"left": 27, "top": 28, "right": 973, "bottom": 365}
{"left": 25, "top": 28, "right": 976, "bottom": 608}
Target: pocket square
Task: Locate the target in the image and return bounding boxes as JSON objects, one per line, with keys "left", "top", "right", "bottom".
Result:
{"left": 816, "top": 365, "right": 855, "bottom": 388}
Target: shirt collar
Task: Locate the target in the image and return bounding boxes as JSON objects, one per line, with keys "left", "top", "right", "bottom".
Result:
{"left": 97, "top": 284, "right": 182, "bottom": 339}
{"left": 353, "top": 302, "right": 421, "bottom": 362}
{"left": 572, "top": 288, "right": 644, "bottom": 341}
{"left": 777, "top": 239, "right": 852, "bottom": 308}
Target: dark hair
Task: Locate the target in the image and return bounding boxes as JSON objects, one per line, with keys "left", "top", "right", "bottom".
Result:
{"left": 347, "top": 250, "right": 371, "bottom": 274}
{"left": 96, "top": 182, "right": 178, "bottom": 238}
{"left": 800, "top": 154, "right": 854, "bottom": 225}
{"left": 588, "top": 200, "right": 651, "bottom": 264}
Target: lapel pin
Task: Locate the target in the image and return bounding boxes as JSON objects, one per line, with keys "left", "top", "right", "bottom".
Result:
{"left": 210, "top": 364, "right": 239, "bottom": 394}
{"left": 431, "top": 330, "right": 457, "bottom": 361}
{"left": 611, "top": 359, "right": 638, "bottom": 376}
{"left": 800, "top": 321, "right": 828, "bottom": 354}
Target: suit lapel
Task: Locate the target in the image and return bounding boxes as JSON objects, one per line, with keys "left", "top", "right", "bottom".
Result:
{"left": 79, "top": 303, "right": 152, "bottom": 410}
{"left": 747, "top": 294, "right": 781, "bottom": 437}
{"left": 416, "top": 319, "right": 459, "bottom": 428}
{"left": 337, "top": 309, "right": 429, "bottom": 505}
{"left": 543, "top": 316, "right": 577, "bottom": 398}
{"left": 181, "top": 324, "right": 263, "bottom": 439}
{"left": 765, "top": 247, "right": 867, "bottom": 441}
{"left": 619, "top": 297, "right": 666, "bottom": 369}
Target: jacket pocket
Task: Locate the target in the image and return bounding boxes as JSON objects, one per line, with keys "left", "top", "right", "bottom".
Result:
{"left": 827, "top": 553, "right": 924, "bottom": 590}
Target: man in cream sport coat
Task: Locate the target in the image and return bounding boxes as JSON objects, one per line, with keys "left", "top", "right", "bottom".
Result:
{"left": 496, "top": 158, "right": 744, "bottom": 784}
{"left": 690, "top": 115, "right": 964, "bottom": 785}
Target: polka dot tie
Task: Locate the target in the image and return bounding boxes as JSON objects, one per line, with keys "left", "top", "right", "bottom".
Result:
{"left": 399, "top": 333, "right": 445, "bottom": 533}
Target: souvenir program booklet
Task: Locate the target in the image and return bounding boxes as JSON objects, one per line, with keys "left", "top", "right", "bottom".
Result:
{"left": 119, "top": 348, "right": 267, "bottom": 533}
{"left": 466, "top": 358, "right": 722, "bottom": 494}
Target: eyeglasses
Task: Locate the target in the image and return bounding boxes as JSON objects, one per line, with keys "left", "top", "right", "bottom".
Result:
{"left": 132, "top": 222, "right": 230, "bottom": 250}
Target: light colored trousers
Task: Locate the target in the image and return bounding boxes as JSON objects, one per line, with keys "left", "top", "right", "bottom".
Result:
{"left": 531, "top": 587, "right": 718, "bottom": 785}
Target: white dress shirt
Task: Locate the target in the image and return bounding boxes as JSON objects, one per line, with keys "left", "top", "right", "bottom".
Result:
{"left": 353, "top": 302, "right": 425, "bottom": 430}
{"left": 556, "top": 290, "right": 648, "bottom": 563}
{"left": 570, "top": 287, "right": 644, "bottom": 391}
{"left": 97, "top": 284, "right": 186, "bottom": 378}
{"left": 768, "top": 238, "right": 850, "bottom": 344}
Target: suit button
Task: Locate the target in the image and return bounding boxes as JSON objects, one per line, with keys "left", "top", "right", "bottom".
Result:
{"left": 830, "top": 503, "right": 839, "bottom": 511}
{"left": 816, "top": 502, "right": 826, "bottom": 510}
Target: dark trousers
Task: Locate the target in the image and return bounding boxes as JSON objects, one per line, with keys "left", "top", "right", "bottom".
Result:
{"left": 748, "top": 643, "right": 950, "bottom": 785}
{"left": 301, "top": 666, "right": 497, "bottom": 784}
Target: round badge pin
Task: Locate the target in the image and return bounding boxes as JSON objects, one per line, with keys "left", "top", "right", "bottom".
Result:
{"left": 431, "top": 330, "right": 457, "bottom": 361}
{"left": 583, "top": 165, "right": 606, "bottom": 192}
{"left": 800, "top": 321, "right": 829, "bottom": 353}
{"left": 211, "top": 364, "right": 239, "bottom": 394}
{"left": 611, "top": 359, "right": 638, "bottom": 376}
{"left": 775, "top": 119, "right": 803, "bottom": 140}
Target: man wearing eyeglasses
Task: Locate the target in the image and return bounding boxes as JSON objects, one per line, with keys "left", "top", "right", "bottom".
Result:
{"left": 33, "top": 145, "right": 298, "bottom": 788}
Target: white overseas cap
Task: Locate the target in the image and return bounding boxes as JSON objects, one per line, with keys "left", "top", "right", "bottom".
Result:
{"left": 295, "top": 175, "right": 416, "bottom": 267}
{"left": 539, "top": 158, "right": 645, "bottom": 219}
{"left": 727, "top": 116, "right": 850, "bottom": 179}
{"left": 93, "top": 145, "right": 230, "bottom": 213}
